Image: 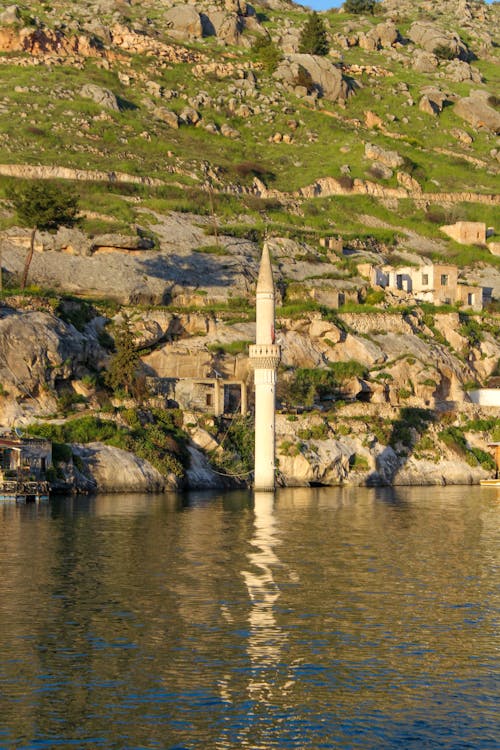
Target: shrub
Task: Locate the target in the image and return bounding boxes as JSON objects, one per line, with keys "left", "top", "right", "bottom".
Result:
{"left": 433, "top": 44, "right": 456, "bottom": 60}
{"left": 293, "top": 66, "right": 315, "bottom": 93}
{"left": 207, "top": 340, "right": 251, "bottom": 356}
{"left": 57, "top": 298, "right": 95, "bottom": 331}
{"left": 350, "top": 454, "right": 369, "bottom": 470}
{"left": 279, "top": 439, "right": 301, "bottom": 457}
{"left": 234, "top": 161, "right": 275, "bottom": 182}
{"left": 344, "top": 0, "right": 377, "bottom": 14}
{"left": 252, "top": 35, "right": 282, "bottom": 73}
{"left": 328, "top": 360, "right": 367, "bottom": 381}
{"left": 52, "top": 442, "right": 73, "bottom": 463}
{"left": 194, "top": 244, "right": 227, "bottom": 256}
{"left": 297, "top": 423, "right": 329, "bottom": 440}
{"left": 337, "top": 175, "right": 354, "bottom": 190}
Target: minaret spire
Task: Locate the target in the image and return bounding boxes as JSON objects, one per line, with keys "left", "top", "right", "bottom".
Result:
{"left": 249, "top": 242, "right": 281, "bottom": 492}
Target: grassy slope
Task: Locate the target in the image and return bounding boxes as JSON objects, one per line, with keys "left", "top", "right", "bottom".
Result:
{"left": 0, "top": 0, "right": 498, "bottom": 266}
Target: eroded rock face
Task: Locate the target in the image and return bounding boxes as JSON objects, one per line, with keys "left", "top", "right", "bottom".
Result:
{"left": 0, "top": 307, "right": 103, "bottom": 413}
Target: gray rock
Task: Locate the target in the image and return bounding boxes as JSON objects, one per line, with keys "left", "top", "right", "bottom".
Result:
{"left": 0, "top": 4, "right": 20, "bottom": 24}
{"left": 72, "top": 442, "right": 175, "bottom": 492}
{"left": 454, "top": 90, "right": 500, "bottom": 134}
{"left": 419, "top": 95, "right": 441, "bottom": 116}
{"left": 0, "top": 308, "right": 99, "bottom": 399}
{"left": 367, "top": 20, "right": 399, "bottom": 48}
{"left": 364, "top": 142, "right": 404, "bottom": 169}
{"left": 412, "top": 49, "right": 438, "bottom": 73}
{"left": 408, "top": 21, "right": 468, "bottom": 60}
{"left": 179, "top": 106, "right": 200, "bottom": 125}
{"left": 275, "top": 54, "right": 348, "bottom": 102}
{"left": 164, "top": 5, "right": 203, "bottom": 40}
{"left": 91, "top": 233, "right": 155, "bottom": 253}
{"left": 370, "top": 161, "right": 394, "bottom": 179}
{"left": 154, "top": 107, "right": 179, "bottom": 129}
{"left": 80, "top": 83, "right": 119, "bottom": 111}
{"left": 445, "top": 60, "right": 482, "bottom": 83}
{"left": 208, "top": 10, "right": 242, "bottom": 45}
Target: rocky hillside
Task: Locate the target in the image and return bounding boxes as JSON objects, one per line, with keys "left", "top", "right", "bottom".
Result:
{"left": 0, "top": 0, "right": 499, "bottom": 488}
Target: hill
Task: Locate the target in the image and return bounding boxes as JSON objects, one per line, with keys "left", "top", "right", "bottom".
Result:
{"left": 0, "top": 0, "right": 499, "bottom": 489}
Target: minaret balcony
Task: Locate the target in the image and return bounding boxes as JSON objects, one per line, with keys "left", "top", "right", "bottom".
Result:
{"left": 249, "top": 343, "right": 281, "bottom": 370}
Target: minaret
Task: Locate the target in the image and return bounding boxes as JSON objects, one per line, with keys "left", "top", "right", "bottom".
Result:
{"left": 249, "top": 243, "right": 281, "bottom": 491}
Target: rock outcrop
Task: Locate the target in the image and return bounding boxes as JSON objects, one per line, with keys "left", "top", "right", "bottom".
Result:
{"left": 71, "top": 442, "right": 176, "bottom": 492}
{"left": 454, "top": 91, "right": 500, "bottom": 134}
{"left": 408, "top": 21, "right": 469, "bottom": 60}
{"left": 274, "top": 54, "right": 349, "bottom": 102}
{"left": 0, "top": 307, "right": 102, "bottom": 402}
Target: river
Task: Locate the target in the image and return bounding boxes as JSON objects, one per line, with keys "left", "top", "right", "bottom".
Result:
{"left": 0, "top": 486, "right": 498, "bottom": 749}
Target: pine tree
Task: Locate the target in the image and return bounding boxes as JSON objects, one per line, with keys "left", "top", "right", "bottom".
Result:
{"left": 8, "top": 181, "right": 79, "bottom": 289}
{"left": 106, "top": 316, "right": 140, "bottom": 395}
{"left": 298, "top": 12, "right": 329, "bottom": 57}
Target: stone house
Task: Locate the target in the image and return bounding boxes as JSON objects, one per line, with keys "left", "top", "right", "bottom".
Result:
{"left": 360, "top": 262, "right": 482, "bottom": 310}
{"left": 440, "top": 221, "right": 486, "bottom": 245}
{"left": 146, "top": 377, "right": 248, "bottom": 417}
{"left": 0, "top": 435, "right": 52, "bottom": 481}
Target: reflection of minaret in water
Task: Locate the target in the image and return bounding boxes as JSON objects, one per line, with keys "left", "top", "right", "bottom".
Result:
{"left": 249, "top": 243, "right": 281, "bottom": 491}
{"left": 241, "top": 491, "right": 287, "bottom": 705}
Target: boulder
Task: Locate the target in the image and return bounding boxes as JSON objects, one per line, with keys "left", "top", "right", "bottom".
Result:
{"left": 179, "top": 106, "right": 201, "bottom": 125}
{"left": 0, "top": 5, "right": 20, "bottom": 24}
{"left": 364, "top": 142, "right": 404, "bottom": 169}
{"left": 164, "top": 5, "right": 203, "bottom": 40}
{"left": 450, "top": 128, "right": 473, "bottom": 145}
{"left": 209, "top": 11, "right": 242, "bottom": 45}
{"left": 154, "top": 107, "right": 179, "bottom": 129}
{"left": 80, "top": 84, "right": 119, "bottom": 111}
{"left": 445, "top": 60, "right": 482, "bottom": 83}
{"left": 408, "top": 21, "right": 468, "bottom": 60}
{"left": 359, "top": 34, "right": 378, "bottom": 52}
{"left": 91, "top": 233, "right": 155, "bottom": 254}
{"left": 72, "top": 442, "right": 175, "bottom": 492}
{"left": 367, "top": 20, "right": 399, "bottom": 48}
{"left": 419, "top": 95, "right": 441, "bottom": 116}
{"left": 275, "top": 54, "right": 348, "bottom": 102}
{"left": 454, "top": 91, "right": 500, "bottom": 134}
{"left": 370, "top": 161, "right": 393, "bottom": 179}
{"left": 412, "top": 49, "right": 438, "bottom": 73}
{"left": 185, "top": 445, "right": 235, "bottom": 488}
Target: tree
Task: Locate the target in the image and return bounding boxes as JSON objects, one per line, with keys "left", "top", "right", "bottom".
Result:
{"left": 8, "top": 181, "right": 79, "bottom": 289}
{"left": 252, "top": 34, "right": 282, "bottom": 73}
{"left": 105, "top": 316, "right": 140, "bottom": 396}
{"left": 343, "top": 0, "right": 377, "bottom": 15}
{"left": 298, "top": 12, "right": 329, "bottom": 56}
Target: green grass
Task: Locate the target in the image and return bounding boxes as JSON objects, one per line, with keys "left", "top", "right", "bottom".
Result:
{"left": 207, "top": 340, "right": 251, "bottom": 356}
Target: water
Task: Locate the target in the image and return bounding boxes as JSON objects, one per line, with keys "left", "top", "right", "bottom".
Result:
{"left": 0, "top": 486, "right": 498, "bottom": 749}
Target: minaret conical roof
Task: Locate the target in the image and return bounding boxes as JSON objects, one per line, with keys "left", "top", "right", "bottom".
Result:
{"left": 257, "top": 241, "right": 274, "bottom": 293}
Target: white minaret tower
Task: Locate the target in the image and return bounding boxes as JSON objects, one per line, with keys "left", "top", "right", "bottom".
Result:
{"left": 249, "top": 243, "right": 281, "bottom": 492}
